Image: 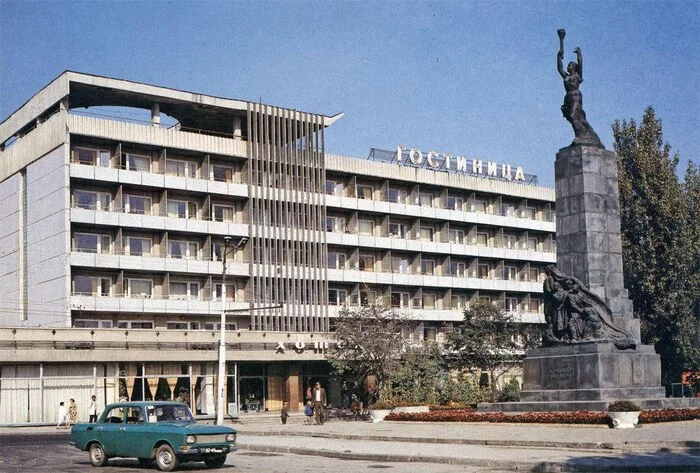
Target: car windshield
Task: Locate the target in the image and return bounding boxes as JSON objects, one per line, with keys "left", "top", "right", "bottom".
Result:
{"left": 146, "top": 404, "right": 196, "bottom": 423}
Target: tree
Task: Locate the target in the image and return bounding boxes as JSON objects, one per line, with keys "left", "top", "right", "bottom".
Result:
{"left": 325, "top": 306, "right": 419, "bottom": 405}
{"left": 612, "top": 107, "right": 700, "bottom": 388}
{"left": 444, "top": 300, "right": 536, "bottom": 402}
{"left": 391, "top": 342, "right": 448, "bottom": 405}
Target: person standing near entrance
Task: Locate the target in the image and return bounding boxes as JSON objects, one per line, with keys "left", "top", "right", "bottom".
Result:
{"left": 312, "top": 381, "right": 327, "bottom": 425}
{"left": 88, "top": 395, "right": 98, "bottom": 423}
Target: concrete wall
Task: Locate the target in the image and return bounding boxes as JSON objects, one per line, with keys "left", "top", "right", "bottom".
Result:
{"left": 0, "top": 174, "right": 22, "bottom": 326}
{"left": 24, "top": 145, "right": 71, "bottom": 327}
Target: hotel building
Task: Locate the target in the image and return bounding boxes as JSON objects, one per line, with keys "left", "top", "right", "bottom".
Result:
{"left": 0, "top": 72, "right": 555, "bottom": 424}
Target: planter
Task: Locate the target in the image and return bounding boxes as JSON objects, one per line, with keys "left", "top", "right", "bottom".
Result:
{"left": 391, "top": 405, "right": 429, "bottom": 414}
{"left": 368, "top": 409, "right": 392, "bottom": 422}
{"left": 608, "top": 411, "right": 641, "bottom": 429}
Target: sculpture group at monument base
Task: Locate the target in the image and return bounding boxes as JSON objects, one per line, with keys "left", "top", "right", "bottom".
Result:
{"left": 478, "top": 343, "right": 700, "bottom": 412}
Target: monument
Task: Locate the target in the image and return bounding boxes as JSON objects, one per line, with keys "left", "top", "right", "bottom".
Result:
{"left": 480, "top": 30, "right": 696, "bottom": 412}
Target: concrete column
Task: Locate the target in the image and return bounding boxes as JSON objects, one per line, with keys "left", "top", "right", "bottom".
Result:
{"left": 286, "top": 364, "right": 301, "bottom": 412}
{"left": 59, "top": 96, "right": 69, "bottom": 111}
{"left": 151, "top": 103, "right": 161, "bottom": 127}
{"left": 233, "top": 116, "right": 242, "bottom": 140}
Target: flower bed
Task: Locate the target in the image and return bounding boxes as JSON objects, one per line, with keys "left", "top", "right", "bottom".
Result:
{"left": 385, "top": 407, "right": 700, "bottom": 425}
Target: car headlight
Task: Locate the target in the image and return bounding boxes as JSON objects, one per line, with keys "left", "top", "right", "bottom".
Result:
{"left": 185, "top": 435, "right": 196, "bottom": 444}
{"left": 226, "top": 433, "right": 235, "bottom": 443}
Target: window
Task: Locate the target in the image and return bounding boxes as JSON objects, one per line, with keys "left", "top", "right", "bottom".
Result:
{"left": 167, "top": 322, "right": 202, "bottom": 330}
{"left": 125, "top": 237, "right": 151, "bottom": 256}
{"left": 472, "top": 200, "right": 487, "bottom": 213}
{"left": 357, "top": 184, "right": 373, "bottom": 200}
{"left": 504, "top": 265, "right": 518, "bottom": 280}
{"left": 123, "top": 195, "right": 152, "bottom": 215}
{"left": 214, "top": 284, "right": 235, "bottom": 302}
{"left": 527, "top": 237, "right": 538, "bottom": 251}
{"left": 169, "top": 240, "right": 198, "bottom": 259}
{"left": 449, "top": 229, "right": 464, "bottom": 244}
{"left": 117, "top": 321, "right": 154, "bottom": 329}
{"left": 388, "top": 188, "right": 408, "bottom": 204}
{"left": 391, "top": 292, "right": 410, "bottom": 308}
{"left": 325, "top": 179, "right": 343, "bottom": 196}
{"left": 476, "top": 232, "right": 489, "bottom": 247}
{"left": 166, "top": 159, "right": 198, "bottom": 178}
{"left": 358, "top": 254, "right": 375, "bottom": 271}
{"left": 328, "top": 252, "right": 347, "bottom": 269}
{"left": 424, "top": 327, "right": 437, "bottom": 341}
{"left": 447, "top": 196, "right": 464, "bottom": 211}
{"left": 212, "top": 204, "right": 235, "bottom": 222}
{"left": 125, "top": 153, "right": 151, "bottom": 172}
{"left": 358, "top": 219, "right": 373, "bottom": 236}
{"left": 391, "top": 257, "right": 410, "bottom": 274}
{"left": 530, "top": 298, "right": 541, "bottom": 313}
{"left": 203, "top": 322, "right": 237, "bottom": 331}
{"left": 450, "top": 261, "right": 466, "bottom": 277}
{"left": 529, "top": 267, "right": 540, "bottom": 282}
{"left": 388, "top": 222, "right": 408, "bottom": 238}
{"left": 525, "top": 206, "right": 537, "bottom": 220}
{"left": 360, "top": 290, "right": 377, "bottom": 306}
{"left": 451, "top": 294, "right": 467, "bottom": 310}
{"left": 74, "top": 233, "right": 111, "bottom": 254}
{"left": 125, "top": 278, "right": 153, "bottom": 298}
{"left": 326, "top": 216, "right": 346, "bottom": 232}
{"left": 74, "top": 319, "right": 112, "bottom": 328}
{"left": 502, "top": 203, "right": 516, "bottom": 216}
{"left": 169, "top": 282, "right": 200, "bottom": 300}
{"left": 328, "top": 288, "right": 347, "bottom": 305}
{"left": 74, "top": 190, "right": 111, "bottom": 211}
{"left": 421, "top": 259, "right": 435, "bottom": 275}
{"left": 419, "top": 192, "right": 432, "bottom": 207}
{"left": 419, "top": 227, "right": 434, "bottom": 241}
{"left": 73, "top": 147, "right": 110, "bottom": 167}
{"left": 478, "top": 264, "right": 490, "bottom": 279}
{"left": 72, "top": 276, "right": 111, "bottom": 296}
{"left": 212, "top": 164, "right": 234, "bottom": 183}
{"left": 422, "top": 293, "right": 436, "bottom": 309}
{"left": 167, "top": 200, "right": 198, "bottom": 219}
{"left": 504, "top": 234, "right": 517, "bottom": 249}
{"left": 505, "top": 297, "right": 519, "bottom": 312}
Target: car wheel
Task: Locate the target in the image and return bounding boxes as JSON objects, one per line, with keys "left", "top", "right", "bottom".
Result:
{"left": 89, "top": 443, "right": 108, "bottom": 467}
{"left": 155, "top": 444, "right": 179, "bottom": 472}
{"left": 203, "top": 454, "right": 227, "bottom": 468}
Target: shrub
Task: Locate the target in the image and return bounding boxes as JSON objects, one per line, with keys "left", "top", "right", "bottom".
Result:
{"left": 607, "top": 400, "right": 642, "bottom": 412}
{"left": 497, "top": 378, "right": 521, "bottom": 402}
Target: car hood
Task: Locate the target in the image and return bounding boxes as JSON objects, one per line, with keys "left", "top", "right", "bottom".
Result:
{"left": 157, "top": 421, "right": 236, "bottom": 434}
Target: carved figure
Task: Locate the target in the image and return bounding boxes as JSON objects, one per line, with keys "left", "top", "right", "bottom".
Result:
{"left": 557, "top": 29, "right": 604, "bottom": 149}
{"left": 542, "top": 265, "right": 635, "bottom": 349}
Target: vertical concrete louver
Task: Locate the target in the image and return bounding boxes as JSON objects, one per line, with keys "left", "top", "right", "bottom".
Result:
{"left": 247, "top": 104, "right": 328, "bottom": 332}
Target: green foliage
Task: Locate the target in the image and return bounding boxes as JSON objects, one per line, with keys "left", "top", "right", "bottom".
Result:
{"left": 497, "top": 378, "right": 521, "bottom": 402}
{"left": 325, "top": 306, "right": 419, "bottom": 405}
{"left": 612, "top": 107, "right": 700, "bottom": 388}
{"left": 439, "top": 375, "right": 491, "bottom": 406}
{"left": 391, "top": 342, "right": 446, "bottom": 405}
{"left": 607, "top": 400, "right": 642, "bottom": 412}
{"left": 444, "top": 300, "right": 536, "bottom": 402}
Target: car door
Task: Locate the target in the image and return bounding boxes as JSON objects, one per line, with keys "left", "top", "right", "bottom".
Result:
{"left": 96, "top": 406, "right": 126, "bottom": 455}
{"left": 115, "top": 406, "right": 148, "bottom": 458}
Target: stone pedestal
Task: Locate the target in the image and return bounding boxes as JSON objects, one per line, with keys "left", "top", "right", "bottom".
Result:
{"left": 555, "top": 145, "right": 640, "bottom": 342}
{"left": 520, "top": 343, "right": 665, "bottom": 402}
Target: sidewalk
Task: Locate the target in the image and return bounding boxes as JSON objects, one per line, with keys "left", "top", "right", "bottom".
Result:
{"left": 233, "top": 415, "right": 700, "bottom": 472}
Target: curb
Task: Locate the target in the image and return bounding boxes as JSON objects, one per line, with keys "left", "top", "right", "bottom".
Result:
{"left": 240, "top": 430, "right": 700, "bottom": 453}
{"left": 236, "top": 443, "right": 700, "bottom": 472}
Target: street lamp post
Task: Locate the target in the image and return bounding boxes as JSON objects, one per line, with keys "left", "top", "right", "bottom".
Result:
{"left": 216, "top": 235, "right": 248, "bottom": 425}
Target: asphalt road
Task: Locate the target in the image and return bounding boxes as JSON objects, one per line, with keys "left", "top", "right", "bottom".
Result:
{"left": 0, "top": 431, "right": 514, "bottom": 473}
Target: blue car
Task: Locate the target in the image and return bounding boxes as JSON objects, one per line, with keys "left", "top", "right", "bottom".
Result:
{"left": 71, "top": 401, "right": 237, "bottom": 471}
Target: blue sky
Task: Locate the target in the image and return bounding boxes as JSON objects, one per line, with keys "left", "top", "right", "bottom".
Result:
{"left": 1, "top": 0, "right": 697, "bottom": 187}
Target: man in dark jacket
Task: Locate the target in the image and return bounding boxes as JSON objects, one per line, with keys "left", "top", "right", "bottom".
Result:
{"left": 311, "top": 381, "right": 327, "bottom": 425}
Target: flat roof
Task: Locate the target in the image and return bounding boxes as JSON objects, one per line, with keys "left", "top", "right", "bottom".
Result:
{"left": 1, "top": 71, "right": 343, "bottom": 144}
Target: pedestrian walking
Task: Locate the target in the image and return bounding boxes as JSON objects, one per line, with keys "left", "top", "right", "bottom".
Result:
{"left": 56, "top": 401, "right": 68, "bottom": 429}
{"left": 280, "top": 401, "right": 289, "bottom": 425}
{"left": 67, "top": 398, "right": 78, "bottom": 428}
{"left": 311, "top": 381, "right": 327, "bottom": 425}
{"left": 88, "top": 395, "right": 98, "bottom": 423}
{"left": 304, "top": 401, "right": 314, "bottom": 425}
